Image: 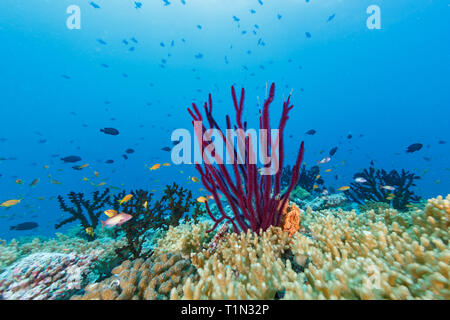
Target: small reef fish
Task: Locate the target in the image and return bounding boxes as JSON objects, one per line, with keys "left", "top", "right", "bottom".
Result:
{"left": 119, "top": 194, "right": 133, "bottom": 205}
{"left": 61, "top": 155, "right": 82, "bottom": 163}
{"left": 104, "top": 209, "right": 118, "bottom": 218}
{"left": 162, "top": 163, "right": 171, "bottom": 166}
{"left": 50, "top": 179, "right": 62, "bottom": 185}
{"left": 315, "top": 175, "right": 321, "bottom": 180}
{"left": 143, "top": 201, "right": 148, "bottom": 210}
{"left": 101, "top": 212, "right": 133, "bottom": 228}
{"left": 354, "top": 177, "right": 367, "bottom": 183}
{"left": 94, "top": 171, "right": 99, "bottom": 177}
{"left": 197, "top": 196, "right": 208, "bottom": 203}
{"left": 317, "top": 157, "right": 331, "bottom": 165}
{"left": 97, "top": 182, "right": 106, "bottom": 186}
{"left": 10, "top": 222, "right": 38, "bottom": 230}
{"left": 149, "top": 164, "right": 161, "bottom": 171}
{"left": 406, "top": 143, "right": 423, "bottom": 153}
{"left": 82, "top": 177, "right": 89, "bottom": 181}
{"left": 381, "top": 185, "right": 396, "bottom": 191}
{"left": 85, "top": 227, "right": 95, "bottom": 237}
{"left": 191, "top": 177, "right": 200, "bottom": 183}
{"left": 73, "top": 163, "right": 89, "bottom": 170}
{"left": 15, "top": 179, "right": 23, "bottom": 184}
{"left": 30, "top": 178, "right": 39, "bottom": 187}
{"left": 337, "top": 186, "right": 350, "bottom": 191}
{"left": 325, "top": 169, "right": 332, "bottom": 173}
{"left": 1, "top": 199, "right": 21, "bottom": 207}
{"left": 305, "top": 129, "right": 316, "bottom": 135}
{"left": 100, "top": 127, "right": 120, "bottom": 136}
{"left": 313, "top": 184, "right": 319, "bottom": 190}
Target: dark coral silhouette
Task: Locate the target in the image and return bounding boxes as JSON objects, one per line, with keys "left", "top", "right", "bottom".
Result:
{"left": 55, "top": 188, "right": 111, "bottom": 240}
{"left": 345, "top": 166, "right": 421, "bottom": 210}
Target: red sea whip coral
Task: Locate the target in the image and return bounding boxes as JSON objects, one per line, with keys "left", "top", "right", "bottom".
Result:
{"left": 188, "top": 83, "right": 305, "bottom": 233}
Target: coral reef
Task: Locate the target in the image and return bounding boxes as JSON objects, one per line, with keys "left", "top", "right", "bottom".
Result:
{"left": 188, "top": 83, "right": 305, "bottom": 233}
{"left": 171, "top": 195, "right": 449, "bottom": 300}
{"left": 55, "top": 189, "right": 111, "bottom": 240}
{"left": 345, "top": 166, "right": 421, "bottom": 210}
{"left": 0, "top": 251, "right": 101, "bottom": 300}
{"left": 113, "top": 184, "right": 204, "bottom": 261}
{"left": 72, "top": 252, "right": 198, "bottom": 300}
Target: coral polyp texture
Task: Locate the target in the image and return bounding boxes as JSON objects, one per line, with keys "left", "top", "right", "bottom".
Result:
{"left": 188, "top": 83, "right": 305, "bottom": 233}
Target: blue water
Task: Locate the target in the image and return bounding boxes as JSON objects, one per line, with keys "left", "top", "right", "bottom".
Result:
{"left": 0, "top": 0, "right": 449, "bottom": 240}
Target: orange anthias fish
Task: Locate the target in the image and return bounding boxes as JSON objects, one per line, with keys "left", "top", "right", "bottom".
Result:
{"left": 104, "top": 209, "right": 118, "bottom": 218}
{"left": 1, "top": 199, "right": 21, "bottom": 207}
{"left": 149, "top": 164, "right": 161, "bottom": 171}
{"left": 337, "top": 186, "right": 350, "bottom": 191}
{"left": 101, "top": 212, "right": 133, "bottom": 228}
{"left": 119, "top": 194, "right": 133, "bottom": 205}
{"left": 97, "top": 182, "right": 106, "bottom": 186}
{"left": 94, "top": 171, "right": 99, "bottom": 177}
{"left": 162, "top": 163, "right": 171, "bottom": 167}
{"left": 197, "top": 196, "right": 208, "bottom": 203}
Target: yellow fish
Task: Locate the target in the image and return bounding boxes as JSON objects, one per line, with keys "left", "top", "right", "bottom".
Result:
{"left": 119, "top": 194, "right": 133, "bottom": 205}
{"left": 162, "top": 163, "right": 171, "bottom": 167}
{"left": 315, "top": 174, "right": 321, "bottom": 180}
{"left": 97, "top": 182, "right": 106, "bottom": 186}
{"left": 337, "top": 186, "right": 350, "bottom": 191}
{"left": 104, "top": 209, "right": 118, "bottom": 218}
{"left": 82, "top": 177, "right": 89, "bottom": 182}
{"left": 94, "top": 171, "right": 99, "bottom": 177}
{"left": 192, "top": 177, "right": 200, "bottom": 183}
{"left": 197, "top": 196, "right": 208, "bottom": 203}
{"left": 50, "top": 179, "right": 62, "bottom": 185}
{"left": 15, "top": 179, "right": 23, "bottom": 185}
{"left": 149, "top": 164, "right": 161, "bottom": 171}
{"left": 313, "top": 184, "right": 319, "bottom": 190}
{"left": 1, "top": 199, "right": 21, "bottom": 207}
{"left": 143, "top": 201, "right": 148, "bottom": 210}
{"left": 79, "top": 163, "right": 89, "bottom": 169}
{"left": 325, "top": 169, "right": 332, "bottom": 173}
{"left": 85, "top": 227, "right": 94, "bottom": 237}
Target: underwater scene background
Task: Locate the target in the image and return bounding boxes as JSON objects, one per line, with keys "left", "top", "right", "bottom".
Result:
{"left": 0, "top": 0, "right": 448, "bottom": 300}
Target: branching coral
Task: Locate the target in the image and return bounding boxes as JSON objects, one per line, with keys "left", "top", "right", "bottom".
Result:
{"left": 55, "top": 189, "right": 111, "bottom": 240}
{"left": 345, "top": 166, "right": 421, "bottom": 210}
{"left": 188, "top": 83, "right": 305, "bottom": 233}
{"left": 113, "top": 183, "right": 204, "bottom": 261}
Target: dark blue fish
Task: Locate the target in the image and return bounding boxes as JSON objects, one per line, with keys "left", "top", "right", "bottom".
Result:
{"left": 329, "top": 147, "right": 338, "bottom": 156}
{"left": 122, "top": 154, "right": 129, "bottom": 160}
{"left": 90, "top": 2, "right": 100, "bottom": 9}
{"left": 406, "top": 143, "right": 423, "bottom": 153}
{"left": 305, "top": 129, "right": 316, "bottom": 135}
{"left": 195, "top": 53, "right": 203, "bottom": 59}
{"left": 181, "top": 0, "right": 186, "bottom": 5}
{"left": 305, "top": 32, "right": 311, "bottom": 38}
{"left": 125, "top": 148, "right": 135, "bottom": 154}
{"left": 233, "top": 16, "right": 240, "bottom": 22}
{"left": 327, "top": 14, "right": 336, "bottom": 22}
{"left": 122, "top": 39, "right": 129, "bottom": 45}
{"left": 163, "top": 0, "right": 171, "bottom": 6}
{"left": 135, "top": 1, "right": 142, "bottom": 9}
{"left": 100, "top": 127, "right": 120, "bottom": 135}
{"left": 160, "top": 42, "right": 165, "bottom": 47}
{"left": 250, "top": 9, "right": 256, "bottom": 14}
{"left": 277, "top": 14, "right": 282, "bottom": 20}
{"left": 197, "top": 25, "right": 202, "bottom": 29}
{"left": 131, "top": 37, "right": 138, "bottom": 44}
{"left": 258, "top": 0, "right": 263, "bottom": 5}
{"left": 97, "top": 39, "right": 107, "bottom": 45}
{"left": 161, "top": 147, "right": 171, "bottom": 152}
{"left": 10, "top": 222, "right": 38, "bottom": 231}
{"left": 61, "top": 75, "right": 71, "bottom": 79}
{"left": 101, "top": 63, "right": 109, "bottom": 68}
{"left": 129, "top": 46, "right": 135, "bottom": 51}
{"left": 105, "top": 159, "right": 114, "bottom": 164}
{"left": 61, "top": 155, "right": 82, "bottom": 163}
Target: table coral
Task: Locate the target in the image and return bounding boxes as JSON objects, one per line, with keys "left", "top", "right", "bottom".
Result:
{"left": 0, "top": 251, "right": 101, "bottom": 300}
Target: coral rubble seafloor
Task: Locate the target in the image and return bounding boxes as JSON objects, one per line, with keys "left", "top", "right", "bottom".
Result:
{"left": 0, "top": 194, "right": 448, "bottom": 300}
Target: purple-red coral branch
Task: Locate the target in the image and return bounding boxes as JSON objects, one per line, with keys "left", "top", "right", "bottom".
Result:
{"left": 187, "top": 83, "right": 305, "bottom": 233}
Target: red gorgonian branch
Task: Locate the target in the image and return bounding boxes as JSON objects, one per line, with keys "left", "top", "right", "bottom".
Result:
{"left": 187, "top": 83, "right": 305, "bottom": 233}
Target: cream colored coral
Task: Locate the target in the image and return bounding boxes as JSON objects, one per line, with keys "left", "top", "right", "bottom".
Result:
{"left": 285, "top": 195, "right": 449, "bottom": 299}
{"left": 171, "top": 226, "right": 298, "bottom": 299}
{"left": 155, "top": 222, "right": 212, "bottom": 258}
